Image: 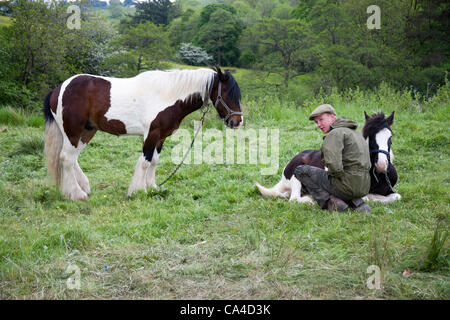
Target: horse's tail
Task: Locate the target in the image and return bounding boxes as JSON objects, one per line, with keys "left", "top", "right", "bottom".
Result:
{"left": 255, "top": 180, "right": 287, "bottom": 198}
{"left": 43, "top": 90, "right": 63, "bottom": 185}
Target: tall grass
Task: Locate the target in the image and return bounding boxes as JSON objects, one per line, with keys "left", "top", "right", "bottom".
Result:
{"left": 0, "top": 107, "right": 25, "bottom": 126}
{"left": 421, "top": 219, "right": 449, "bottom": 271}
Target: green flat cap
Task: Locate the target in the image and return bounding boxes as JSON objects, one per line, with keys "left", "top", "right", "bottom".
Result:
{"left": 309, "top": 104, "right": 336, "bottom": 120}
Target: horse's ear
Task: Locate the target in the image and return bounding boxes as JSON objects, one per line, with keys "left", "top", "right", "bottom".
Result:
{"left": 214, "top": 65, "right": 225, "bottom": 81}
{"left": 364, "top": 111, "right": 370, "bottom": 121}
{"left": 387, "top": 111, "right": 395, "bottom": 126}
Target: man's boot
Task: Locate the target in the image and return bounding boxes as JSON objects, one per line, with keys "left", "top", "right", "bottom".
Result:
{"left": 327, "top": 195, "right": 349, "bottom": 212}
{"left": 348, "top": 198, "right": 371, "bottom": 212}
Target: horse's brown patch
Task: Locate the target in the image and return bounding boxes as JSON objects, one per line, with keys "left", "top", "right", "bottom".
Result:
{"left": 283, "top": 150, "right": 324, "bottom": 179}
{"left": 80, "top": 128, "right": 97, "bottom": 145}
{"left": 142, "top": 93, "right": 204, "bottom": 162}
{"left": 62, "top": 75, "right": 126, "bottom": 147}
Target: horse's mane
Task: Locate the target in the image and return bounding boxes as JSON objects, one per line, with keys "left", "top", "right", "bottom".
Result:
{"left": 222, "top": 70, "right": 241, "bottom": 104}
{"left": 135, "top": 68, "right": 214, "bottom": 103}
{"left": 362, "top": 112, "right": 391, "bottom": 139}
{"left": 136, "top": 68, "right": 241, "bottom": 106}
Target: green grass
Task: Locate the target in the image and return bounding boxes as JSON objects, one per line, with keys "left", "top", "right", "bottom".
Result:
{"left": 0, "top": 16, "right": 12, "bottom": 27}
{"left": 0, "top": 75, "right": 449, "bottom": 299}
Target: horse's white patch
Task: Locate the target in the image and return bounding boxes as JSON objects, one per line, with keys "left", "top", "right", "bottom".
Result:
{"left": 235, "top": 115, "right": 244, "bottom": 129}
{"left": 146, "top": 150, "right": 160, "bottom": 189}
{"left": 363, "top": 193, "right": 401, "bottom": 203}
{"left": 298, "top": 195, "right": 314, "bottom": 205}
{"left": 288, "top": 176, "right": 302, "bottom": 202}
{"left": 100, "top": 69, "right": 216, "bottom": 136}
{"left": 73, "top": 141, "right": 90, "bottom": 194}
{"left": 128, "top": 155, "right": 150, "bottom": 196}
{"left": 59, "top": 139, "right": 88, "bottom": 201}
{"left": 375, "top": 128, "right": 392, "bottom": 172}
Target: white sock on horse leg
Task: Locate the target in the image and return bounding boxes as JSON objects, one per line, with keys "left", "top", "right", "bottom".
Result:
{"left": 59, "top": 141, "right": 87, "bottom": 201}
{"left": 289, "top": 176, "right": 302, "bottom": 202}
{"left": 73, "top": 142, "right": 90, "bottom": 194}
{"left": 128, "top": 155, "right": 150, "bottom": 196}
{"left": 146, "top": 151, "right": 160, "bottom": 189}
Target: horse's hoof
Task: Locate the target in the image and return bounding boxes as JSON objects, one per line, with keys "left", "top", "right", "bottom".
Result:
{"left": 299, "top": 196, "right": 314, "bottom": 205}
{"left": 391, "top": 193, "right": 402, "bottom": 201}
{"left": 80, "top": 184, "right": 90, "bottom": 195}
{"left": 70, "top": 190, "right": 88, "bottom": 201}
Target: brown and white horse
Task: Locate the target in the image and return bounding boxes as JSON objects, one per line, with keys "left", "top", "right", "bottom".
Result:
{"left": 43, "top": 67, "right": 243, "bottom": 201}
{"left": 255, "top": 111, "right": 401, "bottom": 205}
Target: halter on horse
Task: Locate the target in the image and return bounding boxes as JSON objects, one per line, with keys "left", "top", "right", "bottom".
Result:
{"left": 43, "top": 67, "right": 243, "bottom": 201}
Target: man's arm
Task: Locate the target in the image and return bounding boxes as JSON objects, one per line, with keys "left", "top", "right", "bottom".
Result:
{"left": 322, "top": 130, "right": 344, "bottom": 178}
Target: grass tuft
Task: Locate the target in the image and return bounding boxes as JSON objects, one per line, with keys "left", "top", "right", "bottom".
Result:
{"left": 421, "top": 219, "right": 449, "bottom": 271}
{"left": 0, "top": 107, "right": 25, "bottom": 126}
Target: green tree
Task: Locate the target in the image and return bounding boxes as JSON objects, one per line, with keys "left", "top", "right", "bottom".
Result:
{"left": 116, "top": 21, "right": 172, "bottom": 74}
{"left": 66, "top": 12, "right": 118, "bottom": 76}
{"left": 8, "top": 0, "right": 70, "bottom": 91}
{"left": 291, "top": 0, "right": 449, "bottom": 93}
{"left": 233, "top": 1, "right": 260, "bottom": 28}
{"left": 168, "top": 8, "right": 200, "bottom": 47}
{"left": 241, "top": 18, "right": 314, "bottom": 87}
{"left": 195, "top": 8, "right": 242, "bottom": 66}
{"left": 198, "top": 3, "right": 236, "bottom": 27}
{"left": 291, "top": 0, "right": 316, "bottom": 20}
{"left": 2, "top": 0, "right": 120, "bottom": 106}
{"left": 133, "top": 0, "right": 178, "bottom": 26}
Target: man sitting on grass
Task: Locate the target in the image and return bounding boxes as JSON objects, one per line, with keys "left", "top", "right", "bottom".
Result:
{"left": 294, "top": 104, "right": 371, "bottom": 212}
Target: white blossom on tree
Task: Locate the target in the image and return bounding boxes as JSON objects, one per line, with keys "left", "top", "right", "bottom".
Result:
{"left": 178, "top": 43, "right": 212, "bottom": 66}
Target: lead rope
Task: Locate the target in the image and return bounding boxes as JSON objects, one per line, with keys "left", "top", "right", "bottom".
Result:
{"left": 157, "top": 104, "right": 210, "bottom": 188}
{"left": 371, "top": 165, "right": 396, "bottom": 194}
{"left": 384, "top": 170, "right": 396, "bottom": 193}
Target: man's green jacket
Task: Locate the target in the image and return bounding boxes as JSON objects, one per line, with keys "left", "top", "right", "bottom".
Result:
{"left": 321, "top": 117, "right": 371, "bottom": 198}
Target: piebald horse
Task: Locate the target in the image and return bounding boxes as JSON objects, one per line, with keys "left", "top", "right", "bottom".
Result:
{"left": 43, "top": 67, "right": 243, "bottom": 201}
{"left": 255, "top": 111, "right": 401, "bottom": 204}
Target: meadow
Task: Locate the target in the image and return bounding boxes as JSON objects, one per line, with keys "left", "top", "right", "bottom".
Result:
{"left": 0, "top": 70, "right": 449, "bottom": 299}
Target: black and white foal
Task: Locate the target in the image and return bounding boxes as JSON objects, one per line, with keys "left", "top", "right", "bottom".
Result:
{"left": 255, "top": 111, "right": 401, "bottom": 204}
{"left": 361, "top": 111, "right": 401, "bottom": 203}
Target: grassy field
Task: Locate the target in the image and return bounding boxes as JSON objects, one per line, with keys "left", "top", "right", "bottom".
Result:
{"left": 0, "top": 16, "right": 12, "bottom": 27}
{"left": 0, "top": 71, "right": 449, "bottom": 299}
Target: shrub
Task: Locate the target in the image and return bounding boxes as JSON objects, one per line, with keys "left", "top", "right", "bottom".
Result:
{"left": 178, "top": 43, "right": 212, "bottom": 66}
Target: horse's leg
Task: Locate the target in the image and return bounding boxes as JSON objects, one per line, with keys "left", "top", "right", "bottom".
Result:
{"left": 289, "top": 176, "right": 302, "bottom": 202}
{"left": 128, "top": 132, "right": 159, "bottom": 196}
{"left": 146, "top": 139, "right": 165, "bottom": 189}
{"left": 59, "top": 137, "right": 88, "bottom": 201}
{"left": 289, "top": 176, "right": 314, "bottom": 205}
{"left": 73, "top": 129, "right": 97, "bottom": 195}
{"left": 363, "top": 193, "right": 401, "bottom": 203}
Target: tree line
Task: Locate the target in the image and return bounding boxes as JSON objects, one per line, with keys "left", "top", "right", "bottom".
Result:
{"left": 0, "top": 0, "right": 448, "bottom": 108}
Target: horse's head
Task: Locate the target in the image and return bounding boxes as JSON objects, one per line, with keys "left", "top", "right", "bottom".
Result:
{"left": 210, "top": 66, "right": 243, "bottom": 129}
{"left": 362, "top": 111, "right": 395, "bottom": 173}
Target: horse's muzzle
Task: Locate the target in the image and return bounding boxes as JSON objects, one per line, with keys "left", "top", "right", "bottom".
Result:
{"left": 229, "top": 117, "right": 243, "bottom": 129}
{"left": 375, "top": 159, "right": 388, "bottom": 173}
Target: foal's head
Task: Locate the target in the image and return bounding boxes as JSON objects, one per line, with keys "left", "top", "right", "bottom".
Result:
{"left": 362, "top": 111, "right": 395, "bottom": 173}
{"left": 210, "top": 67, "right": 243, "bottom": 129}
